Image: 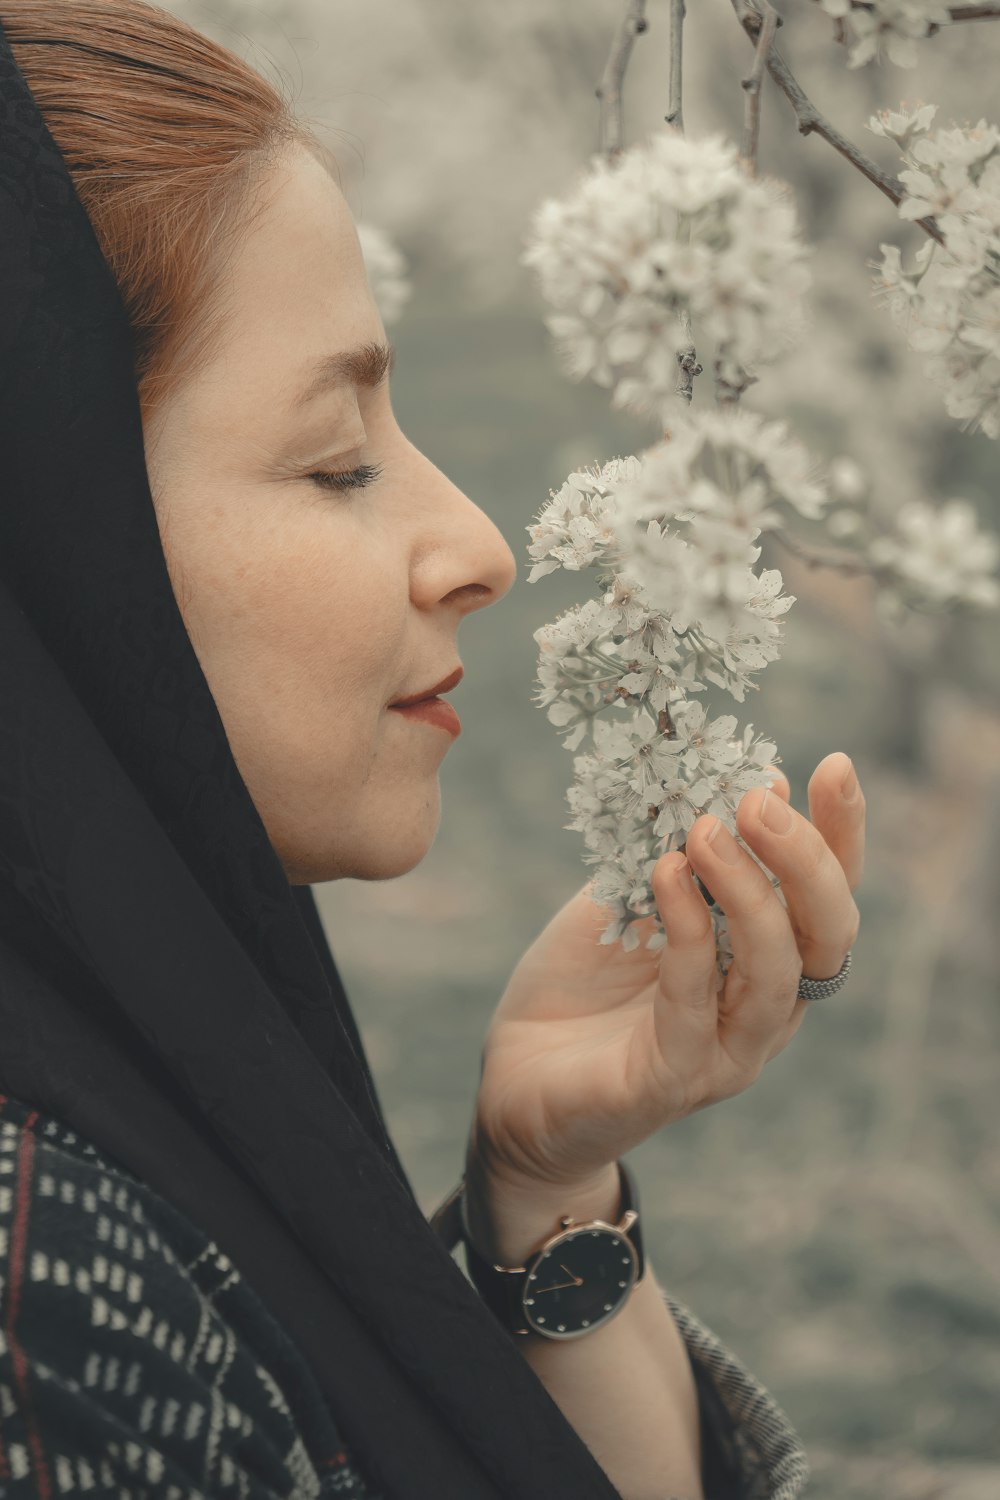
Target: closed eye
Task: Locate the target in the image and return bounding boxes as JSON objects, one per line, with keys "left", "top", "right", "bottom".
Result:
{"left": 309, "top": 462, "right": 384, "bottom": 494}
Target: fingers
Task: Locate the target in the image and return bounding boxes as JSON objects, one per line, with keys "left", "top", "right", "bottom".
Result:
{"left": 763, "top": 765, "right": 791, "bottom": 802}
{"left": 650, "top": 752, "right": 864, "bottom": 1087}
{"left": 807, "top": 751, "right": 865, "bottom": 894}
{"left": 651, "top": 853, "right": 720, "bottom": 1015}
{"left": 762, "top": 757, "right": 864, "bottom": 891}
{"left": 682, "top": 815, "right": 807, "bottom": 1073}
{"left": 649, "top": 823, "right": 799, "bottom": 1087}
{"left": 735, "top": 751, "right": 863, "bottom": 984}
{"left": 648, "top": 852, "right": 728, "bottom": 1103}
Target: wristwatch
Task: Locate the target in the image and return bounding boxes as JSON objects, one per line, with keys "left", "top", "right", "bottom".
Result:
{"left": 429, "top": 1158, "right": 644, "bottom": 1341}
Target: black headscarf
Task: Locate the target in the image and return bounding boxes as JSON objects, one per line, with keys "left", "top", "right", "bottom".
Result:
{"left": 0, "top": 17, "right": 626, "bottom": 1498}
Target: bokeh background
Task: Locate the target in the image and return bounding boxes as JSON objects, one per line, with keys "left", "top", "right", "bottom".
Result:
{"left": 165, "top": 3, "right": 1000, "bottom": 1496}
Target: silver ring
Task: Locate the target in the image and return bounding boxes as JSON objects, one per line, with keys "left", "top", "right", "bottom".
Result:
{"left": 796, "top": 949, "right": 852, "bottom": 1001}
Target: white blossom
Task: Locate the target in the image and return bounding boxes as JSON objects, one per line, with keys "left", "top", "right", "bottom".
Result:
{"left": 526, "top": 408, "right": 811, "bottom": 966}
{"left": 828, "top": 455, "right": 869, "bottom": 504}
{"left": 819, "top": 0, "right": 952, "bottom": 68}
{"left": 356, "top": 221, "right": 413, "bottom": 326}
{"left": 827, "top": 508, "right": 866, "bottom": 539}
{"left": 559, "top": 700, "right": 779, "bottom": 960}
{"left": 520, "top": 128, "right": 811, "bottom": 423}
{"left": 607, "top": 408, "right": 824, "bottom": 690}
{"left": 868, "top": 102, "right": 940, "bottom": 148}
{"left": 526, "top": 456, "right": 642, "bottom": 581}
{"left": 867, "top": 497, "right": 1000, "bottom": 611}
{"left": 520, "top": 103, "right": 998, "bottom": 969}
{"left": 872, "top": 111, "right": 1000, "bottom": 437}
{"left": 825, "top": 458, "right": 870, "bottom": 537}
{"left": 616, "top": 407, "right": 828, "bottom": 528}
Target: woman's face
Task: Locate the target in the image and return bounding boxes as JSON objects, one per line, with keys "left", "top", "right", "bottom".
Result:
{"left": 143, "top": 142, "right": 516, "bottom": 885}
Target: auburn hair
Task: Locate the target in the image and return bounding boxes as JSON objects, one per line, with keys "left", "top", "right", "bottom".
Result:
{"left": 3, "top": 0, "right": 334, "bottom": 422}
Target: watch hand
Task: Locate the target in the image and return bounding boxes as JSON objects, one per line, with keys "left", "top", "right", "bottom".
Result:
{"left": 536, "top": 1264, "right": 585, "bottom": 1294}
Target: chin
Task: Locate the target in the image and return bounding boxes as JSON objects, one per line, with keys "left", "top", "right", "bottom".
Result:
{"left": 280, "top": 799, "right": 442, "bottom": 886}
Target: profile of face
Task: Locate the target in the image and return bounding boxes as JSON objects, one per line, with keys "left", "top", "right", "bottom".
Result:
{"left": 143, "top": 142, "right": 517, "bottom": 886}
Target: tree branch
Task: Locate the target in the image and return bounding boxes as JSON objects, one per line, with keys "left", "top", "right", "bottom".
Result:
{"left": 767, "top": 524, "right": 895, "bottom": 583}
{"left": 676, "top": 342, "right": 702, "bottom": 404}
{"left": 740, "top": 0, "right": 780, "bottom": 173}
{"left": 730, "top": 0, "right": 946, "bottom": 248}
{"left": 657, "top": 0, "right": 700, "bottom": 403}
{"left": 819, "top": 0, "right": 1000, "bottom": 21}
{"left": 665, "top": 0, "right": 686, "bottom": 133}
{"left": 596, "top": 0, "right": 649, "bottom": 160}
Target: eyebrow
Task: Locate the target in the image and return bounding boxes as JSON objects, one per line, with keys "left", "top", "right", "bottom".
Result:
{"left": 290, "top": 339, "right": 396, "bottom": 408}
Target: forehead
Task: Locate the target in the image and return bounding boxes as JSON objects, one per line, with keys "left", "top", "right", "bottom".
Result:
{"left": 203, "top": 144, "right": 381, "bottom": 403}
{"left": 249, "top": 143, "right": 361, "bottom": 266}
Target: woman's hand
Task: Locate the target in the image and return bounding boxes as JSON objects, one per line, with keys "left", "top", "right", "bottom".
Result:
{"left": 466, "top": 750, "right": 864, "bottom": 1198}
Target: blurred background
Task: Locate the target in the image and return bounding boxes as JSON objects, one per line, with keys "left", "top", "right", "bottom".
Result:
{"left": 165, "top": 3, "right": 1000, "bottom": 1496}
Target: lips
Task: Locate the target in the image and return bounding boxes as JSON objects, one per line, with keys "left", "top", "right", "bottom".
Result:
{"left": 390, "top": 665, "right": 464, "bottom": 707}
{"left": 390, "top": 696, "right": 462, "bottom": 737}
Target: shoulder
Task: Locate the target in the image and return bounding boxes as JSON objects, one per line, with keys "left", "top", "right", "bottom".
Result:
{"left": 0, "top": 1092, "right": 380, "bottom": 1498}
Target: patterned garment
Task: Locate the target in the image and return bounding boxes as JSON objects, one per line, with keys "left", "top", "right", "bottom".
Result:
{"left": 0, "top": 1092, "right": 810, "bottom": 1500}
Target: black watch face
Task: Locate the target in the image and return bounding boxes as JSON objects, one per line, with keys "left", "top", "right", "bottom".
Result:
{"left": 522, "top": 1227, "right": 638, "bottom": 1340}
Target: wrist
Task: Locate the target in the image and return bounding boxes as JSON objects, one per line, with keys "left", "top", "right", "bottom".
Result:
{"left": 462, "top": 1156, "right": 623, "bottom": 1267}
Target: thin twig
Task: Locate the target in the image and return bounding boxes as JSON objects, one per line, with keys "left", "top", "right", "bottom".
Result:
{"left": 676, "top": 341, "right": 702, "bottom": 403}
{"left": 596, "top": 0, "right": 649, "bottom": 160}
{"left": 730, "top": 0, "right": 946, "bottom": 248}
{"left": 767, "top": 525, "right": 894, "bottom": 581}
{"left": 740, "top": 0, "right": 780, "bottom": 173}
{"left": 947, "top": 2, "right": 1000, "bottom": 16}
{"left": 663, "top": 0, "right": 700, "bottom": 400}
{"left": 665, "top": 0, "right": 686, "bottom": 132}
{"left": 719, "top": 3, "right": 770, "bottom": 417}
{"left": 831, "top": 13, "right": 850, "bottom": 44}
{"left": 595, "top": 5, "right": 703, "bottom": 408}
{"left": 821, "top": 0, "right": 1000, "bottom": 22}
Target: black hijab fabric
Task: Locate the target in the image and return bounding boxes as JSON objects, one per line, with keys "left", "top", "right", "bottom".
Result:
{"left": 0, "top": 19, "right": 626, "bottom": 1499}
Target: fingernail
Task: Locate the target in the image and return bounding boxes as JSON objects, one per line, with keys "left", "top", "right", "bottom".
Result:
{"left": 759, "top": 788, "right": 792, "bottom": 835}
{"left": 673, "top": 854, "right": 691, "bottom": 890}
{"left": 705, "top": 817, "right": 741, "bottom": 865}
{"left": 840, "top": 760, "right": 859, "bottom": 802}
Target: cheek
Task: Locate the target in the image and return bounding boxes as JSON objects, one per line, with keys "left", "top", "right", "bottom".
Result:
{"left": 156, "top": 491, "right": 439, "bottom": 881}
{"left": 173, "top": 509, "right": 402, "bottom": 752}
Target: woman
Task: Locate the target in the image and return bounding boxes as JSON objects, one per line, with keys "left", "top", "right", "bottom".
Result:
{"left": 0, "top": 3, "right": 864, "bottom": 1497}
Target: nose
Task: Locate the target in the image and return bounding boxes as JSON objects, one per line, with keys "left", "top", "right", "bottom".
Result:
{"left": 446, "top": 511, "right": 517, "bottom": 612}
{"left": 422, "top": 462, "right": 518, "bottom": 615}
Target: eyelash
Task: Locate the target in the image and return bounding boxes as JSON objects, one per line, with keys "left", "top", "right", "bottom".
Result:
{"left": 309, "top": 462, "right": 384, "bottom": 494}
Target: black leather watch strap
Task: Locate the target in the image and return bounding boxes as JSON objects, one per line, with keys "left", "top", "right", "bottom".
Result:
{"left": 453, "top": 1159, "right": 644, "bottom": 1335}
{"left": 462, "top": 1240, "right": 534, "bottom": 1332}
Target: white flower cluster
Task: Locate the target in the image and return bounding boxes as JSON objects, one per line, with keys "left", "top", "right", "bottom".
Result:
{"left": 867, "top": 497, "right": 1000, "bottom": 616}
{"left": 817, "top": 0, "right": 952, "bottom": 68}
{"left": 526, "top": 457, "right": 642, "bottom": 583}
{"left": 356, "top": 221, "right": 413, "bottom": 326}
{"left": 608, "top": 410, "right": 826, "bottom": 692}
{"left": 871, "top": 106, "right": 1000, "bottom": 438}
{"left": 528, "top": 402, "right": 998, "bottom": 961}
{"left": 520, "top": 128, "right": 811, "bottom": 423}
{"left": 523, "top": 114, "right": 1000, "bottom": 968}
{"left": 527, "top": 409, "right": 824, "bottom": 963}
